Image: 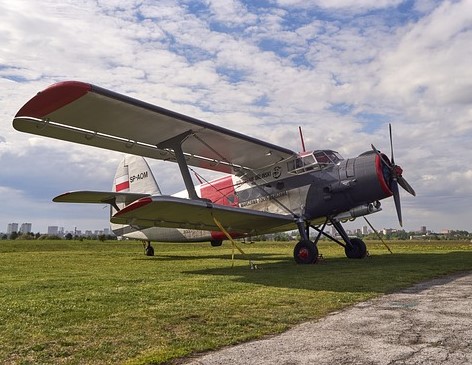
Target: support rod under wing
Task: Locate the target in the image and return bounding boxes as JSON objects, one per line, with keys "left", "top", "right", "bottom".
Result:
{"left": 157, "top": 130, "right": 199, "bottom": 200}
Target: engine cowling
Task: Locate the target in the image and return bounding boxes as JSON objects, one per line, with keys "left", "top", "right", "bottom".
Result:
{"left": 304, "top": 151, "right": 393, "bottom": 219}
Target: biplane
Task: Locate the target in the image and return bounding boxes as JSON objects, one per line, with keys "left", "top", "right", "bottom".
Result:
{"left": 12, "top": 81, "right": 415, "bottom": 263}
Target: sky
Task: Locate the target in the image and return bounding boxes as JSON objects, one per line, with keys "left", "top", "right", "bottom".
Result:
{"left": 1, "top": 0, "right": 471, "bottom": 234}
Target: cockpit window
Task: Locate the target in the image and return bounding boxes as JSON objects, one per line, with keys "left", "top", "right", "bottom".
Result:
{"left": 324, "top": 150, "right": 343, "bottom": 164}
{"left": 287, "top": 150, "right": 344, "bottom": 174}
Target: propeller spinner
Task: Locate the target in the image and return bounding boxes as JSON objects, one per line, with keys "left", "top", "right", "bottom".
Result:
{"left": 371, "top": 124, "right": 416, "bottom": 227}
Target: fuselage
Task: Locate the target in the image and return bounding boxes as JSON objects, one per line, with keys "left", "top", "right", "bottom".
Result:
{"left": 114, "top": 149, "right": 393, "bottom": 242}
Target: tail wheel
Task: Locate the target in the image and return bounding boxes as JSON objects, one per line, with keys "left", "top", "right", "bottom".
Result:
{"left": 294, "top": 240, "right": 318, "bottom": 264}
{"left": 345, "top": 238, "right": 367, "bottom": 259}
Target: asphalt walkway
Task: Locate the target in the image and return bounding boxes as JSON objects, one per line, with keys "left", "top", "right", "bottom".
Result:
{"left": 182, "top": 272, "right": 472, "bottom": 365}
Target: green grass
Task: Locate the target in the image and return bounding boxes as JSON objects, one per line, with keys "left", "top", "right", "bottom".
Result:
{"left": 0, "top": 239, "right": 471, "bottom": 364}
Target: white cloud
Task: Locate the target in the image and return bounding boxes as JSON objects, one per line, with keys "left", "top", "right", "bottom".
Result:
{"left": 1, "top": 0, "right": 471, "bottom": 233}
{"left": 276, "top": 0, "right": 404, "bottom": 11}
{"left": 205, "top": 0, "right": 258, "bottom": 26}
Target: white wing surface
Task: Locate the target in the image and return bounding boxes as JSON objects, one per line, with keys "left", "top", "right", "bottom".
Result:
{"left": 111, "top": 196, "right": 296, "bottom": 234}
{"left": 13, "top": 81, "right": 296, "bottom": 174}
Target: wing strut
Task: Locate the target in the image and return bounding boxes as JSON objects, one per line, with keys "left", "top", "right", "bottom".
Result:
{"left": 157, "top": 130, "right": 199, "bottom": 200}
{"left": 102, "top": 197, "right": 121, "bottom": 212}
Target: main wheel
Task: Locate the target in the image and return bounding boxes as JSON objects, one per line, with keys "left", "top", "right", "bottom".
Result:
{"left": 145, "top": 244, "right": 155, "bottom": 256}
{"left": 294, "top": 240, "right": 318, "bottom": 264}
{"left": 210, "top": 239, "right": 223, "bottom": 247}
{"left": 345, "top": 238, "right": 367, "bottom": 259}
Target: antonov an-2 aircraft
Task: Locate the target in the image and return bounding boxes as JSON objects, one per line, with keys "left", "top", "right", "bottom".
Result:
{"left": 13, "top": 81, "right": 416, "bottom": 264}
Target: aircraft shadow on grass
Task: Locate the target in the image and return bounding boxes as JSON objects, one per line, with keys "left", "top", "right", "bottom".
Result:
{"left": 132, "top": 252, "right": 282, "bottom": 262}
{"left": 180, "top": 251, "right": 472, "bottom": 294}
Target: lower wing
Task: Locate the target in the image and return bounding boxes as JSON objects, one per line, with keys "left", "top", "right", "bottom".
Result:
{"left": 111, "top": 196, "right": 296, "bottom": 235}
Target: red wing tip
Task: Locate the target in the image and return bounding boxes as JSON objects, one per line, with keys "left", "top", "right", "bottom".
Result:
{"left": 15, "top": 81, "right": 92, "bottom": 118}
{"left": 43, "top": 80, "right": 91, "bottom": 91}
{"left": 113, "top": 197, "right": 153, "bottom": 217}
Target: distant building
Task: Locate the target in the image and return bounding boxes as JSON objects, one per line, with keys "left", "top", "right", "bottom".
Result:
{"left": 362, "top": 225, "right": 369, "bottom": 235}
{"left": 19, "top": 223, "right": 32, "bottom": 234}
{"left": 420, "top": 226, "right": 427, "bottom": 234}
{"left": 7, "top": 223, "right": 18, "bottom": 234}
{"left": 48, "top": 226, "right": 59, "bottom": 235}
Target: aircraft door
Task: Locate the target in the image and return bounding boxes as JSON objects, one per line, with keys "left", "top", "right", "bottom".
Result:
{"left": 345, "top": 158, "right": 355, "bottom": 178}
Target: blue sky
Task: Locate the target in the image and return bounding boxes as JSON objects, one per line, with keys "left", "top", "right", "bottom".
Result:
{"left": 1, "top": 0, "right": 471, "bottom": 234}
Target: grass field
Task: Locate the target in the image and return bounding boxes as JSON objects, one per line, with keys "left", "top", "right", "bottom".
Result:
{"left": 1, "top": 239, "right": 471, "bottom": 364}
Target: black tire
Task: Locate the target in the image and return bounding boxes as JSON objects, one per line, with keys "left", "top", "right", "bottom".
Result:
{"left": 294, "top": 240, "right": 318, "bottom": 264}
{"left": 345, "top": 238, "right": 367, "bottom": 259}
{"left": 145, "top": 244, "right": 155, "bottom": 256}
{"left": 210, "top": 239, "right": 223, "bottom": 247}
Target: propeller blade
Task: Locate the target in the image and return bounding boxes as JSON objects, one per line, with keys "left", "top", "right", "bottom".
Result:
{"left": 371, "top": 144, "right": 391, "bottom": 167}
{"left": 389, "top": 123, "right": 395, "bottom": 165}
{"left": 371, "top": 143, "right": 380, "bottom": 156}
{"left": 391, "top": 179, "right": 402, "bottom": 227}
{"left": 398, "top": 176, "right": 416, "bottom": 197}
{"left": 373, "top": 124, "right": 415, "bottom": 227}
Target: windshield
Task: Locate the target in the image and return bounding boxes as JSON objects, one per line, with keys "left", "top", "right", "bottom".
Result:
{"left": 287, "top": 150, "right": 344, "bottom": 174}
{"left": 314, "top": 150, "right": 343, "bottom": 164}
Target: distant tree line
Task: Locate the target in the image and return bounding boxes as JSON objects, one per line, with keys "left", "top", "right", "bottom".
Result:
{"left": 1, "top": 232, "right": 117, "bottom": 241}
{"left": 362, "top": 230, "right": 472, "bottom": 241}
{"left": 250, "top": 229, "right": 472, "bottom": 242}
{"left": 2, "top": 229, "right": 471, "bottom": 242}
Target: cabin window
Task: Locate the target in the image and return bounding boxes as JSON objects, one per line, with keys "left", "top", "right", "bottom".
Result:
{"left": 287, "top": 154, "right": 321, "bottom": 174}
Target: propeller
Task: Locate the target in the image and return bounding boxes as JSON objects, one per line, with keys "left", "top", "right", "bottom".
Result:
{"left": 371, "top": 123, "right": 416, "bottom": 227}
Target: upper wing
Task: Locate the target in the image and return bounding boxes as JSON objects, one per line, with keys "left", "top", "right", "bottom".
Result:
{"left": 111, "top": 195, "right": 296, "bottom": 234}
{"left": 13, "top": 81, "right": 296, "bottom": 174}
{"left": 53, "top": 191, "right": 150, "bottom": 207}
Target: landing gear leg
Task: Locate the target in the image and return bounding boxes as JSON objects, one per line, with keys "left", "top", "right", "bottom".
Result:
{"left": 330, "top": 219, "right": 367, "bottom": 259}
{"left": 293, "top": 219, "right": 318, "bottom": 264}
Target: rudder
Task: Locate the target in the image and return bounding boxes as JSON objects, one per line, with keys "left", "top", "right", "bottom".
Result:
{"left": 112, "top": 155, "right": 161, "bottom": 211}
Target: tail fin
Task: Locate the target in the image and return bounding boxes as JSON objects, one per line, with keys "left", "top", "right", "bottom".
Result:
{"left": 112, "top": 155, "right": 161, "bottom": 211}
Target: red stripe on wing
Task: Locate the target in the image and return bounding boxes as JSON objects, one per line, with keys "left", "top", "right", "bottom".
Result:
{"left": 114, "top": 197, "right": 153, "bottom": 216}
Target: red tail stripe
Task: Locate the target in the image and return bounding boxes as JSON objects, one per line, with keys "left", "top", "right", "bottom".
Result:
{"left": 115, "top": 181, "right": 130, "bottom": 192}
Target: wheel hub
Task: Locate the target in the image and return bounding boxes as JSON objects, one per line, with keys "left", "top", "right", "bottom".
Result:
{"left": 298, "top": 248, "right": 309, "bottom": 259}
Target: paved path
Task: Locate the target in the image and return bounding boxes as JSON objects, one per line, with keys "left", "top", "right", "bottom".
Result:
{"left": 182, "top": 272, "right": 472, "bottom": 365}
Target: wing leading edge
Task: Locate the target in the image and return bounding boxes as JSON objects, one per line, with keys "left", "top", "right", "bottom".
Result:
{"left": 111, "top": 195, "right": 296, "bottom": 234}
{"left": 13, "top": 81, "right": 296, "bottom": 175}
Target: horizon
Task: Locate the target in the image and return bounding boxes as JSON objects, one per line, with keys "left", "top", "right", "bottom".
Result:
{"left": 3, "top": 220, "right": 470, "bottom": 237}
{"left": 1, "top": 1, "right": 471, "bottom": 233}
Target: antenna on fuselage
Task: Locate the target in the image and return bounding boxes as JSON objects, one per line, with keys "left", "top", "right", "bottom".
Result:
{"left": 299, "top": 126, "right": 306, "bottom": 152}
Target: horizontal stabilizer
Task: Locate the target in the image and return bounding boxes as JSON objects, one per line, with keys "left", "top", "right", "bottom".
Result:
{"left": 111, "top": 195, "right": 296, "bottom": 235}
{"left": 53, "top": 191, "right": 150, "bottom": 207}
